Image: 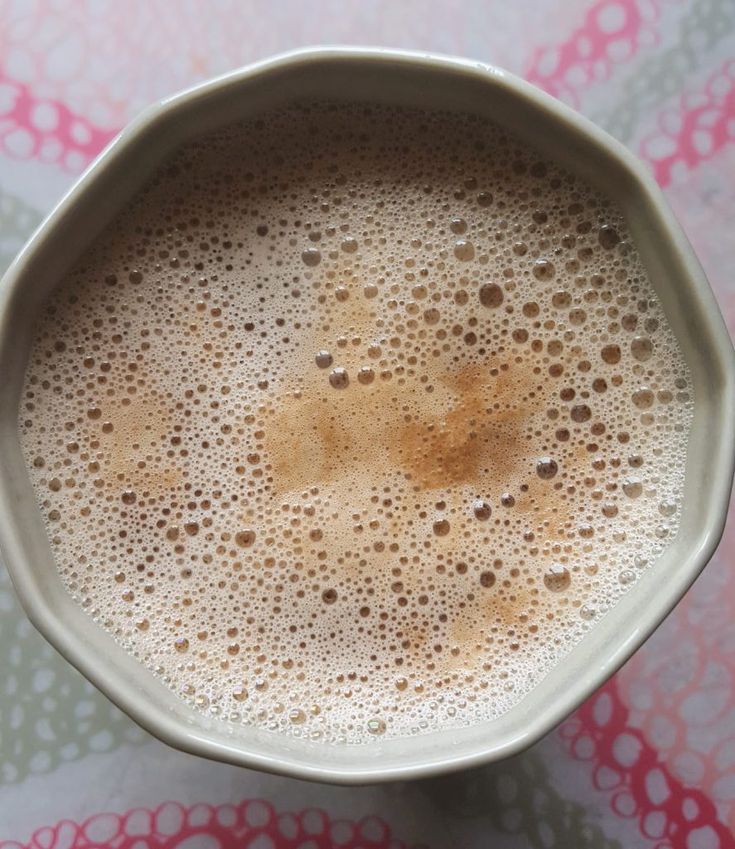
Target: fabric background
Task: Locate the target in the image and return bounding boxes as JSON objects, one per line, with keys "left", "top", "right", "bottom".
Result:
{"left": 1, "top": 2, "right": 734, "bottom": 846}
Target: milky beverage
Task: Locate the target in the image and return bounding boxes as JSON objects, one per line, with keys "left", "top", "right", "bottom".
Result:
{"left": 19, "top": 102, "right": 692, "bottom": 743}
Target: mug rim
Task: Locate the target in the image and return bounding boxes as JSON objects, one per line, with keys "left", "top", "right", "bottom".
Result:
{"left": 0, "top": 45, "right": 733, "bottom": 784}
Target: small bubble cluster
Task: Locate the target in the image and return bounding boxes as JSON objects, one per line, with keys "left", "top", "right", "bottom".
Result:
{"left": 19, "top": 102, "right": 693, "bottom": 744}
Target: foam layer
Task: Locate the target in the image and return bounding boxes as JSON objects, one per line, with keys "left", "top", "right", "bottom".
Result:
{"left": 19, "top": 102, "right": 693, "bottom": 743}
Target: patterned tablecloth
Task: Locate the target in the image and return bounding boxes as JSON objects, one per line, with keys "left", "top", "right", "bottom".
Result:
{"left": 1, "top": 1, "right": 734, "bottom": 846}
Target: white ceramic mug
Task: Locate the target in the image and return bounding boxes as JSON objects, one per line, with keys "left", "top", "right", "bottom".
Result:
{"left": 0, "top": 48, "right": 733, "bottom": 784}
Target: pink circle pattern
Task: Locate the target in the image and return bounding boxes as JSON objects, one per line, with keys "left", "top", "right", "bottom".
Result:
{"left": 561, "top": 680, "right": 734, "bottom": 849}
{"left": 0, "top": 801, "right": 421, "bottom": 849}
{"left": 640, "top": 59, "right": 735, "bottom": 185}
{"left": 614, "top": 538, "right": 735, "bottom": 835}
{"left": 0, "top": 72, "right": 116, "bottom": 171}
{"left": 525, "top": 0, "right": 660, "bottom": 106}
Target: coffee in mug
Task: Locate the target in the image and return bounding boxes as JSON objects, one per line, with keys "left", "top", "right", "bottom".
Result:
{"left": 19, "top": 102, "right": 692, "bottom": 742}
